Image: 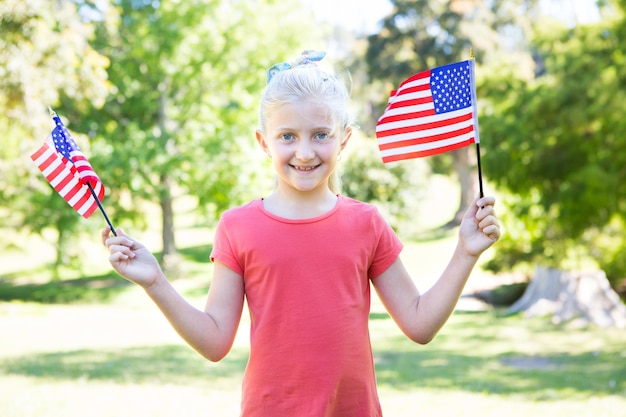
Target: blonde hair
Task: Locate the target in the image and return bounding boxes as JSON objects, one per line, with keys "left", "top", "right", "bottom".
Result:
{"left": 259, "top": 65, "right": 354, "bottom": 193}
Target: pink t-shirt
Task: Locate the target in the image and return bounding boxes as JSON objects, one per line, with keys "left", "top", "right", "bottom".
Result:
{"left": 211, "top": 195, "right": 403, "bottom": 417}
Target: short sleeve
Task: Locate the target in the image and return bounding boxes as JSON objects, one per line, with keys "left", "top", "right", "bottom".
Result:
{"left": 367, "top": 208, "right": 403, "bottom": 279}
{"left": 210, "top": 215, "right": 245, "bottom": 276}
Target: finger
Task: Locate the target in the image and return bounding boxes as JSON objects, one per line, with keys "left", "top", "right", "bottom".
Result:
{"left": 108, "top": 239, "right": 136, "bottom": 253}
{"left": 109, "top": 250, "right": 133, "bottom": 262}
{"left": 477, "top": 196, "right": 496, "bottom": 209}
{"left": 482, "top": 224, "right": 501, "bottom": 240}
{"left": 101, "top": 226, "right": 112, "bottom": 246}
{"left": 463, "top": 197, "right": 481, "bottom": 220}
{"left": 478, "top": 213, "right": 499, "bottom": 229}
{"left": 476, "top": 205, "right": 495, "bottom": 223}
{"left": 102, "top": 227, "right": 129, "bottom": 245}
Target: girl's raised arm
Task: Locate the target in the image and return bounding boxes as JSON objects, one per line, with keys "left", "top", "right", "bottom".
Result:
{"left": 372, "top": 196, "right": 500, "bottom": 344}
{"left": 103, "top": 228, "right": 245, "bottom": 361}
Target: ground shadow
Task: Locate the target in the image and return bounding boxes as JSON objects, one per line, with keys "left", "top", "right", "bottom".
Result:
{"left": 1, "top": 344, "right": 248, "bottom": 386}
{"left": 0, "top": 242, "right": 215, "bottom": 304}
{"left": 373, "top": 335, "right": 626, "bottom": 398}
{"left": 0, "top": 272, "right": 132, "bottom": 303}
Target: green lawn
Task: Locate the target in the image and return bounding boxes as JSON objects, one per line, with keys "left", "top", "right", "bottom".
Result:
{"left": 1, "top": 176, "right": 625, "bottom": 416}
{"left": 1, "top": 230, "right": 625, "bottom": 417}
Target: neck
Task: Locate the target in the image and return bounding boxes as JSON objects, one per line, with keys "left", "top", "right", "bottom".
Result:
{"left": 263, "top": 186, "right": 338, "bottom": 219}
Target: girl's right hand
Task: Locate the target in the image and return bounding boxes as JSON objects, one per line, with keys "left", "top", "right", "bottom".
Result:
{"left": 101, "top": 227, "right": 163, "bottom": 288}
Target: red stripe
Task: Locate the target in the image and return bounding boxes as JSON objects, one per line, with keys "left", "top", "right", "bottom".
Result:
{"left": 37, "top": 151, "right": 89, "bottom": 213}
{"left": 378, "top": 108, "right": 436, "bottom": 125}
{"left": 377, "top": 112, "right": 473, "bottom": 138}
{"left": 91, "top": 181, "right": 105, "bottom": 201}
{"left": 46, "top": 163, "right": 70, "bottom": 188}
{"left": 31, "top": 139, "right": 105, "bottom": 219}
{"left": 81, "top": 203, "right": 98, "bottom": 218}
{"left": 30, "top": 144, "right": 49, "bottom": 161}
{"left": 45, "top": 159, "right": 70, "bottom": 186}
{"left": 52, "top": 172, "right": 81, "bottom": 202}
{"left": 37, "top": 153, "right": 58, "bottom": 173}
{"left": 396, "top": 69, "right": 430, "bottom": 89}
{"left": 70, "top": 152, "right": 100, "bottom": 184}
{"left": 393, "top": 82, "right": 431, "bottom": 96}
{"left": 381, "top": 139, "right": 475, "bottom": 163}
{"left": 379, "top": 125, "right": 475, "bottom": 150}
{"left": 385, "top": 95, "right": 432, "bottom": 111}
{"left": 73, "top": 190, "right": 95, "bottom": 214}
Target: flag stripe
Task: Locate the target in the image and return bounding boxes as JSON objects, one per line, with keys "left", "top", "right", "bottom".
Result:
{"left": 377, "top": 110, "right": 473, "bottom": 141}
{"left": 376, "top": 60, "right": 478, "bottom": 163}
{"left": 377, "top": 106, "right": 435, "bottom": 124}
{"left": 379, "top": 124, "right": 475, "bottom": 151}
{"left": 30, "top": 142, "right": 100, "bottom": 219}
{"left": 381, "top": 138, "right": 475, "bottom": 163}
{"left": 385, "top": 95, "right": 433, "bottom": 110}
{"left": 379, "top": 130, "right": 475, "bottom": 157}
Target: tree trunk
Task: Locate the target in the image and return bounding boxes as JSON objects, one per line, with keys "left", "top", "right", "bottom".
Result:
{"left": 159, "top": 172, "right": 181, "bottom": 275}
{"left": 446, "top": 147, "right": 477, "bottom": 227}
{"left": 508, "top": 266, "right": 626, "bottom": 328}
{"left": 156, "top": 84, "right": 182, "bottom": 276}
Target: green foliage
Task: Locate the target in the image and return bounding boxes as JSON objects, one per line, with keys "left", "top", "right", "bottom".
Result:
{"left": 362, "top": 0, "right": 539, "bottom": 224}
{"left": 480, "top": 7, "right": 626, "bottom": 283}
{"left": 1, "top": 0, "right": 320, "bottom": 267}
{"left": 364, "top": 0, "right": 536, "bottom": 118}
{"left": 70, "top": 0, "right": 319, "bottom": 249}
{"left": 341, "top": 135, "right": 427, "bottom": 235}
{"left": 0, "top": 0, "right": 111, "bottom": 265}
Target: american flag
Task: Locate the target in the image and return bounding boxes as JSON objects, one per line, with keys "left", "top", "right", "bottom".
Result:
{"left": 30, "top": 114, "right": 105, "bottom": 218}
{"left": 376, "top": 60, "right": 479, "bottom": 163}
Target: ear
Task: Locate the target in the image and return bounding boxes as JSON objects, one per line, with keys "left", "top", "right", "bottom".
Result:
{"left": 256, "top": 130, "right": 270, "bottom": 155}
{"left": 339, "top": 127, "right": 352, "bottom": 152}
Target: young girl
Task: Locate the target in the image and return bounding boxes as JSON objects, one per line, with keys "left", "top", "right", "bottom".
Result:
{"left": 102, "top": 50, "right": 501, "bottom": 417}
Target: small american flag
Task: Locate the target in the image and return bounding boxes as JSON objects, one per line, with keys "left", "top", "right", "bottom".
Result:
{"left": 30, "top": 114, "right": 105, "bottom": 218}
{"left": 376, "top": 59, "right": 479, "bottom": 163}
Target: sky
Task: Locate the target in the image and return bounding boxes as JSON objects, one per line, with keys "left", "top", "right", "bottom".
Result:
{"left": 543, "top": 0, "right": 601, "bottom": 25}
{"left": 301, "top": 0, "right": 392, "bottom": 34}
{"left": 301, "top": 0, "right": 601, "bottom": 34}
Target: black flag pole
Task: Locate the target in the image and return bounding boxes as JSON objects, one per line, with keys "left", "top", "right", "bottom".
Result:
{"left": 468, "top": 50, "right": 485, "bottom": 198}
{"left": 476, "top": 142, "right": 484, "bottom": 198}
{"left": 88, "top": 182, "right": 117, "bottom": 236}
{"left": 48, "top": 107, "right": 117, "bottom": 236}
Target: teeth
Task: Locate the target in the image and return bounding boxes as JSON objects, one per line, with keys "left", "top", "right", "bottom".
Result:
{"left": 295, "top": 166, "right": 315, "bottom": 171}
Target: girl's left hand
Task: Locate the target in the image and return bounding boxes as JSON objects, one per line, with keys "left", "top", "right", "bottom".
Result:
{"left": 459, "top": 195, "right": 501, "bottom": 257}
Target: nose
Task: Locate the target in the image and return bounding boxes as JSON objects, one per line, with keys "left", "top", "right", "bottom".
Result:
{"left": 295, "top": 139, "right": 315, "bottom": 161}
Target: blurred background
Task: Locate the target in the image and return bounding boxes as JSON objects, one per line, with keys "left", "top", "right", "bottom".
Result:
{"left": 1, "top": 0, "right": 625, "bottom": 416}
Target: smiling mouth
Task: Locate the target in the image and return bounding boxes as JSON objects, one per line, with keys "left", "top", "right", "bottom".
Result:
{"left": 291, "top": 164, "right": 319, "bottom": 171}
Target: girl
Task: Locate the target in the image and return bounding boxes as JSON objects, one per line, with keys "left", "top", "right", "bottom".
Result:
{"left": 103, "top": 50, "right": 501, "bottom": 416}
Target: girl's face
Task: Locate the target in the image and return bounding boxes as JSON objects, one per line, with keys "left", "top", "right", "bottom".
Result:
{"left": 256, "top": 99, "right": 351, "bottom": 196}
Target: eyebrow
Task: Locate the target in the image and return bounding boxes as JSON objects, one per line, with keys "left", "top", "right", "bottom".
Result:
{"left": 273, "top": 125, "right": 334, "bottom": 132}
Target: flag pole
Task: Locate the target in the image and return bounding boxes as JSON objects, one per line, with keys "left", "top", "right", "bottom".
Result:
{"left": 468, "top": 49, "right": 484, "bottom": 198}
{"left": 48, "top": 107, "right": 117, "bottom": 236}
{"left": 476, "top": 142, "right": 484, "bottom": 198}
{"left": 87, "top": 182, "right": 117, "bottom": 236}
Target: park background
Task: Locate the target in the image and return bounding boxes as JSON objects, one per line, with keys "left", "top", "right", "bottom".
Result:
{"left": 1, "top": 0, "right": 625, "bottom": 416}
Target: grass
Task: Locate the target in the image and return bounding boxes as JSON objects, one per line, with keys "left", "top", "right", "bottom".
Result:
{"left": 1, "top": 177, "right": 625, "bottom": 416}
{"left": 1, "top": 232, "right": 625, "bottom": 417}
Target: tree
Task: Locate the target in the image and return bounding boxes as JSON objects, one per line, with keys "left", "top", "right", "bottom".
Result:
{"left": 69, "top": 0, "right": 318, "bottom": 269}
{"left": 479, "top": 2, "right": 626, "bottom": 286}
{"left": 0, "top": 0, "right": 110, "bottom": 272}
{"left": 507, "top": 266, "right": 626, "bottom": 328}
{"left": 363, "top": 0, "right": 537, "bottom": 226}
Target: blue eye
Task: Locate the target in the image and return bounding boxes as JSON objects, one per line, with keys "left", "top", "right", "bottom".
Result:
{"left": 315, "top": 132, "right": 330, "bottom": 141}
{"left": 280, "top": 133, "right": 295, "bottom": 141}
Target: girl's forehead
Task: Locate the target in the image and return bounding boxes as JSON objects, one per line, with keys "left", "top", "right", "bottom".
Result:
{"left": 268, "top": 100, "right": 335, "bottom": 126}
